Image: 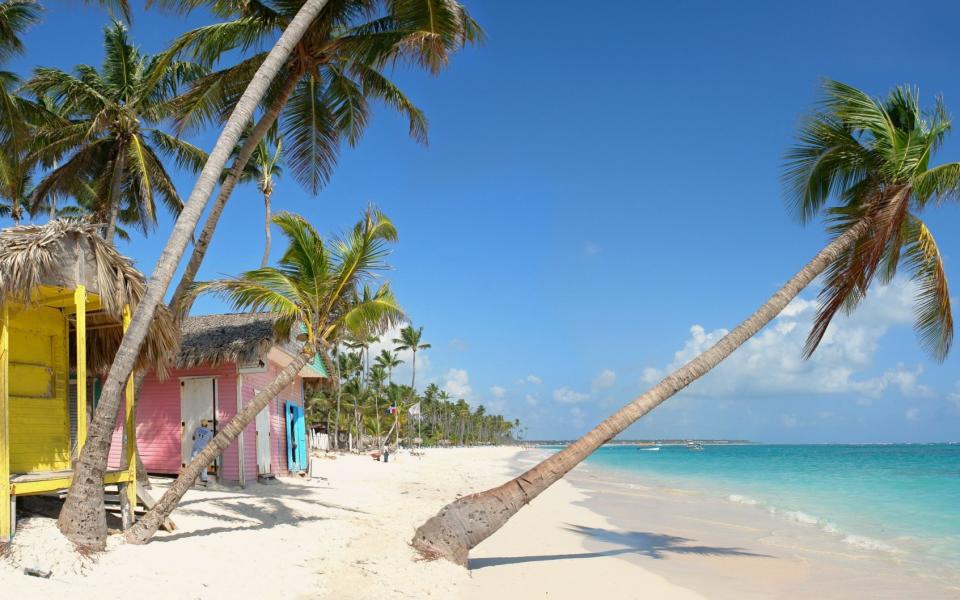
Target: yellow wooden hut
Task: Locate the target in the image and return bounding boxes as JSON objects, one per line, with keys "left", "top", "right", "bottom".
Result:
{"left": 0, "top": 221, "right": 177, "bottom": 541}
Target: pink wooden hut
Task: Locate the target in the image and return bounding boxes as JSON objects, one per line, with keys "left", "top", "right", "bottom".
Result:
{"left": 110, "top": 313, "right": 327, "bottom": 486}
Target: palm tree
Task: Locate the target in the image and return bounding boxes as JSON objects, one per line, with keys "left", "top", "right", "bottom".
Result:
{"left": 368, "top": 363, "right": 387, "bottom": 446}
{"left": 393, "top": 324, "right": 431, "bottom": 394}
{"left": 24, "top": 22, "right": 206, "bottom": 240}
{"left": 58, "top": 0, "right": 336, "bottom": 549}
{"left": 165, "top": 0, "right": 482, "bottom": 315}
{"left": 375, "top": 348, "right": 403, "bottom": 385}
{"left": 412, "top": 81, "right": 959, "bottom": 565}
{"left": 126, "top": 207, "right": 403, "bottom": 543}
{"left": 232, "top": 126, "right": 284, "bottom": 266}
{"left": 0, "top": 0, "right": 40, "bottom": 224}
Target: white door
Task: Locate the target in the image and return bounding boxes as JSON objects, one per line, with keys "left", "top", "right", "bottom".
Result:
{"left": 255, "top": 398, "right": 272, "bottom": 475}
{"left": 181, "top": 378, "right": 215, "bottom": 468}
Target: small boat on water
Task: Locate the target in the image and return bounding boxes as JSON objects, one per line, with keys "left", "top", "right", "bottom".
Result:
{"left": 686, "top": 441, "right": 705, "bottom": 451}
{"left": 639, "top": 446, "right": 660, "bottom": 451}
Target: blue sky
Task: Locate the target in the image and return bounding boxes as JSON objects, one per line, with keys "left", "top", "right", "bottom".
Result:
{"left": 7, "top": 0, "right": 960, "bottom": 442}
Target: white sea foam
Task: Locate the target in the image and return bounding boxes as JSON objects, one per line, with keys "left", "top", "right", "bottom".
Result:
{"left": 842, "top": 535, "right": 901, "bottom": 554}
{"left": 727, "top": 494, "right": 759, "bottom": 506}
{"left": 726, "top": 494, "right": 857, "bottom": 542}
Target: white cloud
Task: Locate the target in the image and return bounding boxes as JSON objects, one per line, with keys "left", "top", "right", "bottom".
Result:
{"left": 448, "top": 337, "right": 469, "bottom": 351}
{"left": 525, "top": 394, "right": 539, "bottom": 407}
{"left": 905, "top": 408, "right": 921, "bottom": 421}
{"left": 949, "top": 383, "right": 960, "bottom": 409}
{"left": 525, "top": 374, "right": 542, "bottom": 385}
{"left": 443, "top": 368, "right": 473, "bottom": 400}
{"left": 641, "top": 368, "right": 662, "bottom": 385}
{"left": 856, "top": 397, "right": 874, "bottom": 407}
{"left": 583, "top": 241, "right": 601, "bottom": 256}
{"left": 781, "top": 414, "right": 799, "bottom": 428}
{"left": 592, "top": 369, "right": 616, "bottom": 390}
{"left": 640, "top": 280, "right": 926, "bottom": 399}
{"left": 570, "top": 406, "right": 587, "bottom": 427}
{"left": 553, "top": 386, "right": 589, "bottom": 404}
{"left": 490, "top": 385, "right": 506, "bottom": 399}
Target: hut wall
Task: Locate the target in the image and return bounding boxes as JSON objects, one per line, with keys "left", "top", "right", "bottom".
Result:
{"left": 240, "top": 359, "right": 305, "bottom": 479}
{"left": 109, "top": 363, "right": 244, "bottom": 482}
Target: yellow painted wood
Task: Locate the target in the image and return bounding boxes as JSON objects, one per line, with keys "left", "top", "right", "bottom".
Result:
{"left": 8, "top": 304, "right": 70, "bottom": 473}
{"left": 123, "top": 306, "right": 137, "bottom": 512}
{"left": 75, "top": 286, "right": 87, "bottom": 455}
{"left": 1, "top": 304, "right": 11, "bottom": 541}
{"left": 10, "top": 469, "right": 133, "bottom": 496}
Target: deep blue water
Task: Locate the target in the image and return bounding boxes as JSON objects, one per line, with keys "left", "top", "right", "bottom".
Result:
{"left": 555, "top": 444, "right": 960, "bottom": 570}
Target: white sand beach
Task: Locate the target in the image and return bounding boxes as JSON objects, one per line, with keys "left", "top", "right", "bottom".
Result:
{"left": 1, "top": 447, "right": 955, "bottom": 599}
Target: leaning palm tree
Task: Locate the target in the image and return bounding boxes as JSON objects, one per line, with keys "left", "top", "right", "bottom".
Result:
{"left": 24, "top": 21, "right": 206, "bottom": 240}
{"left": 164, "top": 0, "right": 482, "bottom": 314}
{"left": 412, "top": 80, "right": 959, "bottom": 565}
{"left": 58, "top": 0, "right": 337, "bottom": 550}
{"left": 393, "top": 324, "right": 431, "bottom": 393}
{"left": 125, "top": 207, "right": 403, "bottom": 543}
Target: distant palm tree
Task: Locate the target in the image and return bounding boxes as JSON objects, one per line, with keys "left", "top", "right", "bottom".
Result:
{"left": 393, "top": 325, "right": 431, "bottom": 394}
{"left": 126, "top": 207, "right": 403, "bottom": 543}
{"left": 375, "top": 349, "right": 403, "bottom": 386}
{"left": 413, "top": 80, "right": 960, "bottom": 565}
{"left": 25, "top": 22, "right": 206, "bottom": 239}
{"left": 233, "top": 127, "right": 284, "bottom": 266}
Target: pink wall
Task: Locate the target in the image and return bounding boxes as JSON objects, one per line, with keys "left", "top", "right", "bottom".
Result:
{"left": 109, "top": 363, "right": 243, "bottom": 481}
{"left": 241, "top": 361, "right": 304, "bottom": 478}
{"left": 110, "top": 356, "right": 309, "bottom": 484}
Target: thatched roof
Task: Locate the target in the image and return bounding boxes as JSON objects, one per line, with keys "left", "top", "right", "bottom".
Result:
{"left": 0, "top": 220, "right": 178, "bottom": 376}
{"left": 176, "top": 312, "right": 332, "bottom": 377}
{"left": 177, "top": 312, "right": 280, "bottom": 369}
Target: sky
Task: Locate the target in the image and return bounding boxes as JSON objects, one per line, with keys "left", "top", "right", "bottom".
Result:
{"left": 6, "top": 0, "right": 960, "bottom": 442}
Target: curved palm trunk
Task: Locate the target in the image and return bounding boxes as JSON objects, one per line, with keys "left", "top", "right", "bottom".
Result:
{"left": 412, "top": 221, "right": 868, "bottom": 566}
{"left": 57, "top": 0, "right": 332, "bottom": 550}
{"left": 170, "top": 70, "right": 300, "bottom": 315}
{"left": 125, "top": 348, "right": 314, "bottom": 543}
{"left": 261, "top": 187, "right": 273, "bottom": 268}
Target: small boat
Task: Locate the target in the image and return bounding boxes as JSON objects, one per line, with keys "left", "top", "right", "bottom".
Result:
{"left": 639, "top": 446, "right": 660, "bottom": 451}
{"left": 686, "top": 442, "right": 704, "bottom": 451}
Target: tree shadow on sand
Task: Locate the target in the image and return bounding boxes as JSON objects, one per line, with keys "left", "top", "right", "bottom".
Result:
{"left": 155, "top": 497, "right": 325, "bottom": 542}
{"left": 469, "top": 525, "right": 772, "bottom": 570}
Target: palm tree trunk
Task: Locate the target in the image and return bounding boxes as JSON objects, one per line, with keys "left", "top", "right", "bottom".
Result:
{"left": 169, "top": 70, "right": 300, "bottom": 315}
{"left": 104, "top": 148, "right": 127, "bottom": 241}
{"left": 261, "top": 187, "right": 272, "bottom": 268}
{"left": 411, "top": 221, "right": 869, "bottom": 566}
{"left": 57, "top": 0, "right": 332, "bottom": 550}
{"left": 125, "top": 348, "right": 315, "bottom": 543}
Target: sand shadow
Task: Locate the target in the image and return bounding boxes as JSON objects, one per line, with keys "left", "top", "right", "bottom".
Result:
{"left": 469, "top": 524, "right": 771, "bottom": 569}
{"left": 155, "top": 496, "right": 325, "bottom": 542}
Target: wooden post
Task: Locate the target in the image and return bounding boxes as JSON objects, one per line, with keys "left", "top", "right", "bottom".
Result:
{"left": 121, "top": 306, "right": 137, "bottom": 528}
{"left": 74, "top": 285, "right": 87, "bottom": 454}
{"left": 1, "top": 305, "right": 11, "bottom": 542}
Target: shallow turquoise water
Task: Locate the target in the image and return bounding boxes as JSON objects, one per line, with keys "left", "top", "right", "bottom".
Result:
{"left": 560, "top": 444, "right": 960, "bottom": 570}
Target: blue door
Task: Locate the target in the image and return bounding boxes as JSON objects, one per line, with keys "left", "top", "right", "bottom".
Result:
{"left": 285, "top": 402, "right": 308, "bottom": 472}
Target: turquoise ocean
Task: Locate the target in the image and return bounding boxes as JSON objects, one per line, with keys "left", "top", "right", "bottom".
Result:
{"left": 560, "top": 443, "right": 960, "bottom": 580}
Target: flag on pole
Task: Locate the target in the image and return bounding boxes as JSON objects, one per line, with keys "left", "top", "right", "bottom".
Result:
{"left": 387, "top": 403, "right": 398, "bottom": 414}
{"left": 408, "top": 402, "right": 421, "bottom": 416}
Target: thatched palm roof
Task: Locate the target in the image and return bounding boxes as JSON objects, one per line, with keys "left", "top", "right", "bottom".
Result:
{"left": 176, "top": 312, "right": 331, "bottom": 377}
{"left": 177, "top": 312, "right": 280, "bottom": 369}
{"left": 0, "top": 220, "right": 178, "bottom": 376}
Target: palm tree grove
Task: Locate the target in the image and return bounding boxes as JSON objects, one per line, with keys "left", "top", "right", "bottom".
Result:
{"left": 0, "top": 1, "right": 958, "bottom": 599}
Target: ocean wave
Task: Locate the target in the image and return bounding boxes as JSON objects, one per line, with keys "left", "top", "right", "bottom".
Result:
{"left": 725, "top": 493, "right": 897, "bottom": 554}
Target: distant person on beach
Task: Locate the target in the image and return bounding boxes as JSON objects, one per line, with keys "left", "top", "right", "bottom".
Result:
{"left": 192, "top": 419, "right": 214, "bottom": 484}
